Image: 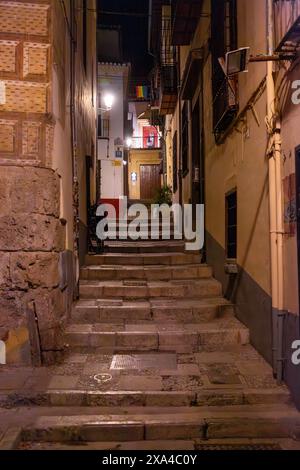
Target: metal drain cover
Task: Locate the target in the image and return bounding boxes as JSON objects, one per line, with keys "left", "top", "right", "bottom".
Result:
{"left": 93, "top": 373, "right": 112, "bottom": 384}
{"left": 110, "top": 354, "right": 177, "bottom": 370}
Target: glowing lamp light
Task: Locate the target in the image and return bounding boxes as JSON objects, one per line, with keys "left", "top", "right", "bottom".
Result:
{"left": 103, "top": 93, "right": 115, "bottom": 110}
{"left": 126, "top": 137, "right": 133, "bottom": 148}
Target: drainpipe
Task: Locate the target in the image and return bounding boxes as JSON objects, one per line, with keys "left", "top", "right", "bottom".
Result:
{"left": 266, "top": 0, "right": 285, "bottom": 383}
{"left": 178, "top": 47, "right": 183, "bottom": 206}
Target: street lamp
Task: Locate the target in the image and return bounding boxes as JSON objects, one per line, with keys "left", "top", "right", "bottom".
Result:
{"left": 103, "top": 93, "right": 115, "bottom": 111}
{"left": 126, "top": 137, "right": 132, "bottom": 148}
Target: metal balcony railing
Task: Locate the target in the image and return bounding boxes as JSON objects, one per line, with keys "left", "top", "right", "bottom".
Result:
{"left": 129, "top": 136, "right": 161, "bottom": 150}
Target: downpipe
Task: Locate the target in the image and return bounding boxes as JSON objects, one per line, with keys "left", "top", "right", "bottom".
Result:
{"left": 266, "top": 0, "right": 285, "bottom": 383}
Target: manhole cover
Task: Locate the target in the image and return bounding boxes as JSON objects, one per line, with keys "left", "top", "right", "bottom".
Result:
{"left": 93, "top": 373, "right": 112, "bottom": 384}
{"left": 195, "top": 444, "right": 282, "bottom": 451}
{"left": 110, "top": 354, "right": 177, "bottom": 370}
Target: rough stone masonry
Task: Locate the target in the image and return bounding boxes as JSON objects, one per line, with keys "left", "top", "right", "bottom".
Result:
{"left": 0, "top": 1, "right": 67, "bottom": 365}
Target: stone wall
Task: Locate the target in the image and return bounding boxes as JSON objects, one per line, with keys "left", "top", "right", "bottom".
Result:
{"left": 0, "top": 0, "right": 67, "bottom": 365}
{"left": 0, "top": 166, "right": 66, "bottom": 364}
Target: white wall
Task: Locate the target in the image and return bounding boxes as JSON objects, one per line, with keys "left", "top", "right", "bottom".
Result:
{"left": 98, "top": 64, "right": 128, "bottom": 199}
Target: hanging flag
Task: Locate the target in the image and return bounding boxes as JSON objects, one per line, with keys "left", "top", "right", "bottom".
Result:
{"left": 136, "top": 85, "right": 148, "bottom": 100}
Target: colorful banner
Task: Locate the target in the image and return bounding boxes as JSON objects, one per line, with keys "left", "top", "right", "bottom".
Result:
{"left": 136, "top": 85, "right": 148, "bottom": 99}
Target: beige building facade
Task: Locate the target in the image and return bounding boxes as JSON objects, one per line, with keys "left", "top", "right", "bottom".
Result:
{"left": 152, "top": 0, "right": 300, "bottom": 407}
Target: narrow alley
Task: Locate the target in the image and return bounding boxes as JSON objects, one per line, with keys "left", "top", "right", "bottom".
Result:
{"left": 0, "top": 0, "right": 300, "bottom": 456}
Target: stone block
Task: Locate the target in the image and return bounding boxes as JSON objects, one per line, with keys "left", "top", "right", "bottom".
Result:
{"left": 116, "top": 332, "right": 158, "bottom": 350}
{"left": 0, "top": 214, "right": 64, "bottom": 252}
{"left": 33, "top": 288, "right": 66, "bottom": 332}
{"left": 0, "top": 167, "right": 60, "bottom": 218}
{"left": 10, "top": 253, "right": 60, "bottom": 289}
{"left": 0, "top": 252, "right": 10, "bottom": 288}
{"left": 0, "top": 290, "right": 24, "bottom": 331}
{"left": 145, "top": 421, "right": 205, "bottom": 440}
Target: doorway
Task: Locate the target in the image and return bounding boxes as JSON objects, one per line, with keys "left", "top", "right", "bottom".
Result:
{"left": 140, "top": 164, "right": 161, "bottom": 201}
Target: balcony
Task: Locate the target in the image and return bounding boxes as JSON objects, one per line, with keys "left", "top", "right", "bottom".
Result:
{"left": 274, "top": 0, "right": 300, "bottom": 53}
{"left": 159, "top": 65, "right": 178, "bottom": 116}
{"left": 129, "top": 135, "right": 161, "bottom": 150}
{"left": 213, "top": 78, "right": 238, "bottom": 139}
{"left": 171, "top": 0, "right": 203, "bottom": 46}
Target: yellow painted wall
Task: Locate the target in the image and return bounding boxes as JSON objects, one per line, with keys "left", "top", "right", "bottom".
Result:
{"left": 128, "top": 149, "right": 161, "bottom": 200}
{"left": 52, "top": 0, "right": 97, "bottom": 251}
{"left": 165, "top": 115, "right": 173, "bottom": 189}
{"left": 170, "top": 0, "right": 271, "bottom": 296}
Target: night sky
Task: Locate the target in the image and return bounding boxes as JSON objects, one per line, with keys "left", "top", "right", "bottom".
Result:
{"left": 97, "top": 0, "right": 154, "bottom": 81}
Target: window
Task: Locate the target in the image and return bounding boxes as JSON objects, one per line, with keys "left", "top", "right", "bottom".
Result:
{"left": 173, "top": 131, "right": 178, "bottom": 193}
{"left": 181, "top": 102, "right": 189, "bottom": 176}
{"left": 211, "top": 0, "right": 238, "bottom": 138}
{"left": 226, "top": 190, "right": 237, "bottom": 260}
{"left": 98, "top": 115, "right": 109, "bottom": 138}
{"left": 82, "top": 0, "right": 87, "bottom": 72}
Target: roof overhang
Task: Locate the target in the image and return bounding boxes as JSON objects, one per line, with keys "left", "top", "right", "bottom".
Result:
{"left": 172, "top": 0, "right": 203, "bottom": 46}
{"left": 275, "top": 15, "right": 300, "bottom": 54}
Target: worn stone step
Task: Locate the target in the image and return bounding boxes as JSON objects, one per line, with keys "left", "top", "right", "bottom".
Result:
{"left": 18, "top": 439, "right": 196, "bottom": 450}
{"left": 85, "top": 253, "right": 202, "bottom": 266}
{"left": 72, "top": 299, "right": 233, "bottom": 324}
{"left": 22, "top": 405, "right": 300, "bottom": 442}
{"left": 80, "top": 264, "right": 212, "bottom": 281}
{"left": 65, "top": 319, "right": 249, "bottom": 352}
{"left": 104, "top": 241, "right": 186, "bottom": 254}
{"left": 79, "top": 279, "right": 223, "bottom": 300}
{"left": 18, "top": 438, "right": 300, "bottom": 451}
{"left": 3, "top": 388, "right": 290, "bottom": 409}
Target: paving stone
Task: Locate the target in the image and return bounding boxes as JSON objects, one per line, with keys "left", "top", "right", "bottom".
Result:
{"left": 64, "top": 354, "right": 88, "bottom": 364}
{"left": 0, "top": 373, "right": 30, "bottom": 390}
{"left": 47, "top": 376, "right": 79, "bottom": 390}
{"left": 118, "top": 376, "right": 163, "bottom": 391}
{"left": 162, "top": 376, "right": 204, "bottom": 392}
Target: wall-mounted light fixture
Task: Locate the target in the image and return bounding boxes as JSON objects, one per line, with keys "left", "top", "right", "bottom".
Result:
{"left": 126, "top": 137, "right": 133, "bottom": 148}
{"left": 103, "top": 93, "right": 115, "bottom": 111}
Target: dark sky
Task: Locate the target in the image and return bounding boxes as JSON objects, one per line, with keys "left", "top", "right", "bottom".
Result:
{"left": 97, "top": 0, "right": 154, "bottom": 80}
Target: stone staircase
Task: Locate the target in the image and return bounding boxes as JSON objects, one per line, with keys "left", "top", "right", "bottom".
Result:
{"left": 5, "top": 238, "right": 300, "bottom": 450}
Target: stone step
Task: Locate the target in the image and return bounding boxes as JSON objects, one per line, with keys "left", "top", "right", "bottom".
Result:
{"left": 79, "top": 279, "right": 223, "bottom": 300}
{"left": 65, "top": 319, "right": 249, "bottom": 353}
{"left": 18, "top": 438, "right": 299, "bottom": 451}
{"left": 22, "top": 405, "right": 300, "bottom": 442}
{"left": 85, "top": 253, "right": 202, "bottom": 266}
{"left": 103, "top": 234, "right": 183, "bottom": 243}
{"left": 104, "top": 241, "right": 186, "bottom": 254}
{"left": 1, "top": 388, "right": 291, "bottom": 409}
{"left": 80, "top": 264, "right": 212, "bottom": 282}
{"left": 72, "top": 299, "right": 233, "bottom": 324}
